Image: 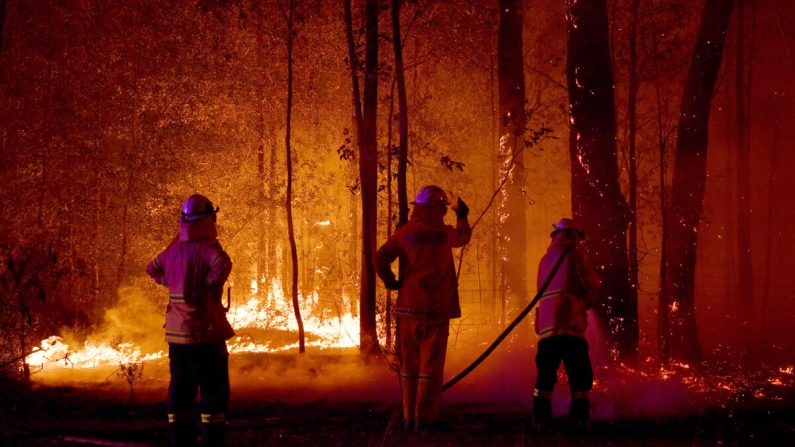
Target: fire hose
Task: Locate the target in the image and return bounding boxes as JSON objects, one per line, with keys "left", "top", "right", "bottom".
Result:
{"left": 440, "top": 244, "right": 573, "bottom": 392}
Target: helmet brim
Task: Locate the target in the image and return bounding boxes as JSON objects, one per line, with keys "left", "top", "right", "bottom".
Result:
{"left": 550, "top": 228, "right": 585, "bottom": 239}
{"left": 410, "top": 201, "right": 449, "bottom": 207}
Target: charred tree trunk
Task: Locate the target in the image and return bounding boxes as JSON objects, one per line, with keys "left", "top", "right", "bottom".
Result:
{"left": 735, "top": 0, "right": 754, "bottom": 332}
{"left": 392, "top": 0, "right": 409, "bottom": 226}
{"left": 344, "top": 0, "right": 380, "bottom": 356}
{"left": 661, "top": 0, "right": 734, "bottom": 364}
{"left": 627, "top": 0, "right": 640, "bottom": 345}
{"left": 497, "top": 0, "right": 527, "bottom": 306}
{"left": 566, "top": 0, "right": 635, "bottom": 357}
{"left": 385, "top": 77, "right": 395, "bottom": 350}
{"left": 760, "top": 99, "right": 780, "bottom": 358}
{"left": 389, "top": 0, "right": 410, "bottom": 352}
{"left": 651, "top": 27, "right": 672, "bottom": 361}
{"left": 284, "top": 0, "right": 305, "bottom": 353}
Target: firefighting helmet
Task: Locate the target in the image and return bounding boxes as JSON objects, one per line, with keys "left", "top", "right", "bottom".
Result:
{"left": 181, "top": 194, "right": 219, "bottom": 223}
{"left": 550, "top": 218, "right": 585, "bottom": 239}
{"left": 410, "top": 185, "right": 450, "bottom": 207}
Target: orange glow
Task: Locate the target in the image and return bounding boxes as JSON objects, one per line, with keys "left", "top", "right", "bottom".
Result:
{"left": 25, "top": 279, "right": 361, "bottom": 371}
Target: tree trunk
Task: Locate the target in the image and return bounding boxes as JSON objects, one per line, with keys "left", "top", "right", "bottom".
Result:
{"left": 344, "top": 0, "right": 380, "bottom": 356}
{"left": 392, "top": 0, "right": 409, "bottom": 226}
{"left": 662, "top": 0, "right": 735, "bottom": 364}
{"left": 497, "top": 0, "right": 527, "bottom": 307}
{"left": 390, "top": 0, "right": 411, "bottom": 352}
{"left": 760, "top": 99, "right": 780, "bottom": 360}
{"left": 651, "top": 26, "right": 672, "bottom": 361}
{"left": 627, "top": 0, "right": 640, "bottom": 355}
{"left": 385, "top": 77, "right": 395, "bottom": 351}
{"left": 735, "top": 0, "right": 754, "bottom": 337}
{"left": 566, "top": 0, "right": 635, "bottom": 357}
{"left": 285, "top": 0, "right": 305, "bottom": 354}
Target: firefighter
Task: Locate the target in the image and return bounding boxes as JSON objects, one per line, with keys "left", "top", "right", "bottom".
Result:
{"left": 146, "top": 194, "right": 234, "bottom": 447}
{"left": 376, "top": 185, "right": 471, "bottom": 433}
{"left": 532, "top": 218, "right": 600, "bottom": 430}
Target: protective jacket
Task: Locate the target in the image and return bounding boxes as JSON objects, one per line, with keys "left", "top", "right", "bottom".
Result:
{"left": 534, "top": 238, "right": 600, "bottom": 340}
{"left": 147, "top": 217, "right": 234, "bottom": 344}
{"left": 376, "top": 206, "right": 471, "bottom": 319}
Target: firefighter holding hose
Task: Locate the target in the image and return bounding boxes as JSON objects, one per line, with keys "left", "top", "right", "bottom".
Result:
{"left": 376, "top": 185, "right": 471, "bottom": 433}
{"left": 532, "top": 218, "right": 600, "bottom": 430}
{"left": 146, "top": 194, "right": 234, "bottom": 447}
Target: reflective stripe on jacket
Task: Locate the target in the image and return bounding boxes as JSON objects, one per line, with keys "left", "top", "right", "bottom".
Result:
{"left": 534, "top": 240, "right": 599, "bottom": 340}
{"left": 376, "top": 206, "right": 471, "bottom": 319}
{"left": 146, "top": 217, "right": 234, "bottom": 344}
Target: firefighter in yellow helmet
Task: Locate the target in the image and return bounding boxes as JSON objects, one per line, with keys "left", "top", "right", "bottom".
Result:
{"left": 533, "top": 218, "right": 600, "bottom": 430}
{"left": 146, "top": 194, "right": 234, "bottom": 447}
{"left": 376, "top": 185, "right": 471, "bottom": 433}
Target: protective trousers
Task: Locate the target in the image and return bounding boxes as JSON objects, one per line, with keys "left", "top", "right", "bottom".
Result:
{"left": 398, "top": 317, "right": 450, "bottom": 426}
{"left": 533, "top": 335, "right": 593, "bottom": 424}
{"left": 168, "top": 342, "right": 230, "bottom": 447}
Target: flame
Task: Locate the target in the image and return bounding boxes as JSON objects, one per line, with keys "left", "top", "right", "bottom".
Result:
{"left": 25, "top": 336, "right": 164, "bottom": 370}
{"left": 227, "top": 278, "right": 361, "bottom": 352}
{"left": 26, "top": 278, "right": 362, "bottom": 372}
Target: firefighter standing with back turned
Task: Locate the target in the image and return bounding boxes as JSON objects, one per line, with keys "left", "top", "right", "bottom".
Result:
{"left": 532, "top": 218, "right": 600, "bottom": 431}
{"left": 376, "top": 185, "right": 471, "bottom": 433}
{"left": 146, "top": 194, "right": 234, "bottom": 447}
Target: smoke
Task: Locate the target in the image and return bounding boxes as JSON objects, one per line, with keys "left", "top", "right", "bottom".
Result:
{"left": 90, "top": 286, "right": 166, "bottom": 353}
{"left": 586, "top": 311, "right": 695, "bottom": 418}
{"left": 27, "top": 295, "right": 792, "bottom": 416}
{"left": 437, "top": 311, "right": 696, "bottom": 418}
{"left": 229, "top": 352, "right": 400, "bottom": 403}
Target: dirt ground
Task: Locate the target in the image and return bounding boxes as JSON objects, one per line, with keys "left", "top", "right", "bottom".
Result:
{"left": 2, "top": 378, "right": 794, "bottom": 447}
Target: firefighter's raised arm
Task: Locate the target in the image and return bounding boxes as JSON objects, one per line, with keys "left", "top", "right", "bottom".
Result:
{"left": 447, "top": 197, "right": 472, "bottom": 247}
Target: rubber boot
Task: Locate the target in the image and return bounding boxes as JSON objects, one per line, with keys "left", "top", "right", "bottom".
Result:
{"left": 532, "top": 396, "right": 552, "bottom": 433}
{"left": 569, "top": 397, "right": 589, "bottom": 429}
{"left": 202, "top": 422, "right": 225, "bottom": 447}
{"left": 170, "top": 421, "right": 198, "bottom": 447}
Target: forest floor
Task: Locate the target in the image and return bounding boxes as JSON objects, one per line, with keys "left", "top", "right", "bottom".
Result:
{"left": 5, "top": 351, "right": 795, "bottom": 446}
{"left": 2, "top": 379, "right": 794, "bottom": 447}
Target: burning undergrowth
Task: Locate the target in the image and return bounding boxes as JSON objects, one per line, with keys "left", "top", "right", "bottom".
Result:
{"left": 22, "top": 282, "right": 392, "bottom": 399}
{"left": 21, "top": 289, "right": 795, "bottom": 418}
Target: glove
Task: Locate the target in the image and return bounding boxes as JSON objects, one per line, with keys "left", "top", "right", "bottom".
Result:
{"left": 383, "top": 276, "right": 403, "bottom": 291}
{"left": 455, "top": 198, "right": 469, "bottom": 220}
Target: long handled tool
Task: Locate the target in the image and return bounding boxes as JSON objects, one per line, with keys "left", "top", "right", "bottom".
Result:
{"left": 441, "top": 244, "right": 573, "bottom": 392}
